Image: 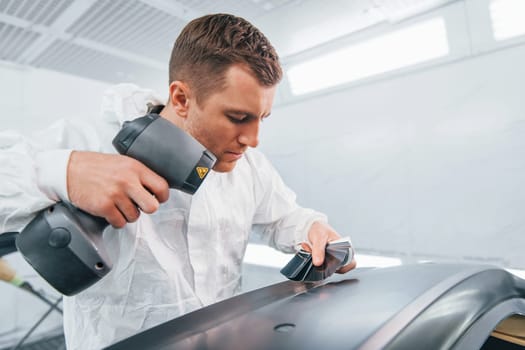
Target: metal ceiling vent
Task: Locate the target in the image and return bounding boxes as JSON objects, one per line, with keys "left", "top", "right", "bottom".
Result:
{"left": 0, "top": 0, "right": 452, "bottom": 87}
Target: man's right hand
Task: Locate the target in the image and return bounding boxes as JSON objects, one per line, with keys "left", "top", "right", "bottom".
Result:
{"left": 66, "top": 151, "right": 170, "bottom": 228}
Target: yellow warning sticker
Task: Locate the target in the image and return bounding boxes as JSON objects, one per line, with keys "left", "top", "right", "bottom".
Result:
{"left": 196, "top": 167, "right": 209, "bottom": 179}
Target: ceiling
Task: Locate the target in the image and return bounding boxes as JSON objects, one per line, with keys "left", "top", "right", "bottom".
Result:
{"left": 0, "top": 0, "right": 456, "bottom": 89}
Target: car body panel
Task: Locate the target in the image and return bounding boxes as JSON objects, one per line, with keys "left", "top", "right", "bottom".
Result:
{"left": 106, "top": 263, "right": 525, "bottom": 350}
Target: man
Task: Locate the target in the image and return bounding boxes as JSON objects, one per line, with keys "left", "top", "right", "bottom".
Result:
{"left": 0, "top": 14, "right": 355, "bottom": 349}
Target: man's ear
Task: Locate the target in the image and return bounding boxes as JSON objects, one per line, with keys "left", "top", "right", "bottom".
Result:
{"left": 168, "top": 81, "right": 191, "bottom": 118}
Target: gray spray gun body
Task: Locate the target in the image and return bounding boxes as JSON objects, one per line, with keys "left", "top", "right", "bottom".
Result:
{"left": 15, "top": 113, "right": 216, "bottom": 296}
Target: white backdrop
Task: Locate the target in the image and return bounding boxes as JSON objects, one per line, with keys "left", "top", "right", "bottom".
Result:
{"left": 0, "top": 63, "right": 109, "bottom": 132}
{"left": 260, "top": 43, "right": 525, "bottom": 269}
{"left": 0, "top": 64, "right": 110, "bottom": 346}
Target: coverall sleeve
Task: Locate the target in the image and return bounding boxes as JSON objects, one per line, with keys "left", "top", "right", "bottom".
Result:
{"left": 249, "top": 150, "right": 328, "bottom": 253}
{"left": 0, "top": 84, "right": 164, "bottom": 234}
{"left": 0, "top": 119, "right": 101, "bottom": 232}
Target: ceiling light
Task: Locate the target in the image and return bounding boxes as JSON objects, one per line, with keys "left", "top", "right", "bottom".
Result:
{"left": 287, "top": 17, "right": 449, "bottom": 96}
{"left": 490, "top": 0, "right": 525, "bottom": 40}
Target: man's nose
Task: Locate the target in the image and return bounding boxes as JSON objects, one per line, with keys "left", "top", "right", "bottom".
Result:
{"left": 237, "top": 120, "right": 260, "bottom": 148}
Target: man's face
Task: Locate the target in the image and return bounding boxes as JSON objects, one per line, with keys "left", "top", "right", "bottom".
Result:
{"left": 183, "top": 65, "right": 276, "bottom": 172}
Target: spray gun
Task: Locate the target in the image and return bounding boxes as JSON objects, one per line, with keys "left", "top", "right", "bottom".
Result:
{"left": 14, "top": 110, "right": 216, "bottom": 296}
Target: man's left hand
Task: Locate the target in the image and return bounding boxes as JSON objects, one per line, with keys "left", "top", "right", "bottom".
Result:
{"left": 303, "top": 221, "right": 357, "bottom": 274}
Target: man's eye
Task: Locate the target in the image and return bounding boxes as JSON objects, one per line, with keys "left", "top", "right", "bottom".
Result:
{"left": 227, "top": 115, "right": 246, "bottom": 124}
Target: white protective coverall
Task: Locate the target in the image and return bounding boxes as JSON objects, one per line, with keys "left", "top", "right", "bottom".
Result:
{"left": 0, "top": 84, "right": 327, "bottom": 350}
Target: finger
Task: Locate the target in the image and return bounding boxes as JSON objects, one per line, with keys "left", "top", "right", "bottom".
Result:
{"left": 140, "top": 169, "right": 170, "bottom": 203}
{"left": 337, "top": 258, "right": 357, "bottom": 274}
{"left": 310, "top": 234, "right": 328, "bottom": 267}
{"left": 116, "top": 199, "right": 141, "bottom": 223}
{"left": 105, "top": 206, "right": 128, "bottom": 228}
{"left": 300, "top": 242, "right": 312, "bottom": 252}
{"left": 128, "top": 186, "right": 160, "bottom": 214}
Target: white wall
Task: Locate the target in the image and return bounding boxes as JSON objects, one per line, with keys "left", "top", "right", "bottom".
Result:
{"left": 260, "top": 42, "right": 525, "bottom": 269}
{"left": 0, "top": 62, "right": 109, "bottom": 133}
{"left": 0, "top": 64, "right": 110, "bottom": 347}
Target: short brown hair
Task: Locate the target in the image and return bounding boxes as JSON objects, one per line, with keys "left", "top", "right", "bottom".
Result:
{"left": 169, "top": 13, "right": 282, "bottom": 105}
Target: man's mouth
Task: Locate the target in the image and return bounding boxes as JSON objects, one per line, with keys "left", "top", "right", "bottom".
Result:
{"left": 223, "top": 151, "right": 244, "bottom": 161}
